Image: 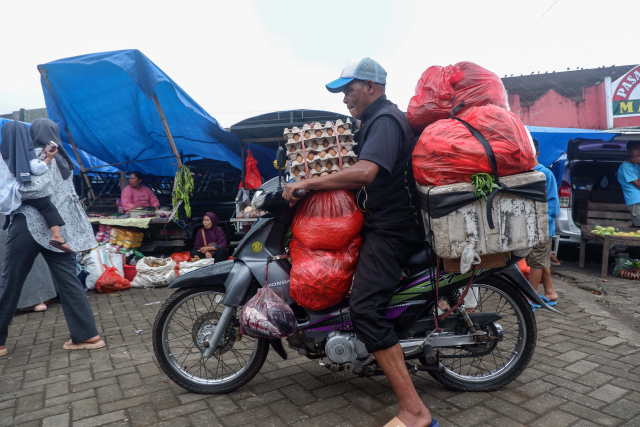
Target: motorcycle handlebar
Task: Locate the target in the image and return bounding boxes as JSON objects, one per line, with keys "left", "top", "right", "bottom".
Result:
{"left": 293, "top": 189, "right": 306, "bottom": 198}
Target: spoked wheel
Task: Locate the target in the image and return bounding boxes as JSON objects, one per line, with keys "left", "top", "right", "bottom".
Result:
{"left": 152, "top": 286, "right": 269, "bottom": 394}
{"left": 425, "top": 275, "right": 536, "bottom": 392}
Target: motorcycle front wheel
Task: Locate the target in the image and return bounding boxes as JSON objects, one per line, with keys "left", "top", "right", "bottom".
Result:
{"left": 425, "top": 275, "right": 537, "bottom": 392}
{"left": 152, "top": 286, "right": 269, "bottom": 394}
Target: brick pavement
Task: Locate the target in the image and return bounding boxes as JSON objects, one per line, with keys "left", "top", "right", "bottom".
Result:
{"left": 1, "top": 277, "right": 640, "bottom": 427}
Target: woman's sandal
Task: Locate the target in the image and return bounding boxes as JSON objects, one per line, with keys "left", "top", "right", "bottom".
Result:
{"left": 384, "top": 417, "right": 439, "bottom": 427}
{"left": 49, "top": 240, "right": 75, "bottom": 254}
{"left": 63, "top": 339, "right": 106, "bottom": 350}
{"left": 0, "top": 348, "right": 7, "bottom": 357}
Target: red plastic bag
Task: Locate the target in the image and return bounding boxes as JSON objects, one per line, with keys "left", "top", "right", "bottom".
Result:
{"left": 412, "top": 105, "right": 535, "bottom": 187}
{"left": 291, "top": 190, "right": 364, "bottom": 251}
{"left": 517, "top": 259, "right": 531, "bottom": 281}
{"left": 407, "top": 62, "right": 509, "bottom": 135}
{"left": 289, "top": 236, "right": 362, "bottom": 311}
{"left": 95, "top": 265, "right": 131, "bottom": 293}
{"left": 240, "top": 286, "right": 296, "bottom": 338}
{"left": 239, "top": 150, "right": 262, "bottom": 190}
{"left": 170, "top": 252, "right": 191, "bottom": 277}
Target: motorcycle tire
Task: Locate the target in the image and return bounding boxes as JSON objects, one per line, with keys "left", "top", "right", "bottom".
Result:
{"left": 152, "top": 286, "right": 270, "bottom": 394}
{"left": 426, "top": 275, "right": 537, "bottom": 392}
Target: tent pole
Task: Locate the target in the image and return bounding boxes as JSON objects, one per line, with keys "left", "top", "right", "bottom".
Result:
{"left": 39, "top": 68, "right": 96, "bottom": 201}
{"left": 64, "top": 128, "right": 96, "bottom": 200}
{"left": 153, "top": 94, "right": 183, "bottom": 167}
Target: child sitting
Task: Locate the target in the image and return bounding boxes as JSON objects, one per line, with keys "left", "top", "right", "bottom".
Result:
{"left": 0, "top": 121, "right": 72, "bottom": 253}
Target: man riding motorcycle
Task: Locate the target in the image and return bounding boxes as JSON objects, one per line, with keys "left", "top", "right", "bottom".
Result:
{"left": 283, "top": 58, "right": 437, "bottom": 427}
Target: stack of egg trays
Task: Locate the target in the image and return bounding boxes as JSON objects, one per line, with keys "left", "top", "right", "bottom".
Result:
{"left": 284, "top": 119, "right": 358, "bottom": 181}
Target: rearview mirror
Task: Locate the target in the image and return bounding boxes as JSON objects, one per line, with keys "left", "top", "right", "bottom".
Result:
{"left": 276, "top": 147, "right": 287, "bottom": 170}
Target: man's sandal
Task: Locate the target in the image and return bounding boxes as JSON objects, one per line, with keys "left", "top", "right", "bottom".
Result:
{"left": 63, "top": 339, "right": 106, "bottom": 350}
{"left": 49, "top": 240, "right": 75, "bottom": 254}
{"left": 384, "top": 417, "right": 439, "bottom": 427}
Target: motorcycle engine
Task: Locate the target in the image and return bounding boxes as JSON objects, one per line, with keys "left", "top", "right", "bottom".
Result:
{"left": 325, "top": 332, "right": 369, "bottom": 364}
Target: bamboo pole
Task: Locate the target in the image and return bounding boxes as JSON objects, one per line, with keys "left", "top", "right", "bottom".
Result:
{"left": 38, "top": 68, "right": 96, "bottom": 200}
{"left": 65, "top": 128, "right": 96, "bottom": 200}
{"left": 153, "top": 94, "right": 183, "bottom": 167}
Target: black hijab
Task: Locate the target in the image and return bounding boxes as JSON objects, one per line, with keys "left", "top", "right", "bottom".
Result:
{"left": 29, "top": 118, "right": 75, "bottom": 181}
{"left": 1, "top": 121, "right": 36, "bottom": 183}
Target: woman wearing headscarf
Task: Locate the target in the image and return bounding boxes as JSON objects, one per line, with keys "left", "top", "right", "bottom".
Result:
{"left": 0, "top": 119, "right": 103, "bottom": 358}
{"left": 190, "top": 212, "right": 228, "bottom": 262}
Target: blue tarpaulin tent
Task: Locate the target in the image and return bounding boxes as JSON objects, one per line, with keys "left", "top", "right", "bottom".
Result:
{"left": 0, "top": 118, "right": 117, "bottom": 173}
{"left": 527, "top": 126, "right": 618, "bottom": 167}
{"left": 38, "top": 49, "right": 241, "bottom": 177}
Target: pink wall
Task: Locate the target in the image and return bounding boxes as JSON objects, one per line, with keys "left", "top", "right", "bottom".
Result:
{"left": 508, "top": 83, "right": 640, "bottom": 129}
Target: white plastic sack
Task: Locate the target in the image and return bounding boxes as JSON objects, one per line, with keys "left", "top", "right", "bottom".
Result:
{"left": 83, "top": 247, "right": 124, "bottom": 290}
{"left": 131, "top": 257, "right": 176, "bottom": 289}
{"left": 179, "top": 258, "right": 216, "bottom": 275}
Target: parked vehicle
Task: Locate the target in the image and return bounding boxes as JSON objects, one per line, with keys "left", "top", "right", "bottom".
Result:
{"left": 555, "top": 135, "right": 640, "bottom": 245}
{"left": 152, "top": 149, "right": 558, "bottom": 394}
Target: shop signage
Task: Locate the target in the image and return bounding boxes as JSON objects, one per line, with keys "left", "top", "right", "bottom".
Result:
{"left": 612, "top": 65, "right": 640, "bottom": 117}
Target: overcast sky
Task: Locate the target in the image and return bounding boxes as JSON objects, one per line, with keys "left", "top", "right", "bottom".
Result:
{"left": 1, "top": 0, "right": 639, "bottom": 127}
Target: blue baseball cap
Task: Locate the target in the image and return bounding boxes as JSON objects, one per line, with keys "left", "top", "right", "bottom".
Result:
{"left": 325, "top": 58, "right": 387, "bottom": 93}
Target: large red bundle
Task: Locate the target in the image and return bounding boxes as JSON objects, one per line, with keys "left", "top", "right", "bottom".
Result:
{"left": 407, "top": 62, "right": 509, "bottom": 135}
{"left": 291, "top": 190, "right": 364, "bottom": 251}
{"left": 289, "top": 236, "right": 362, "bottom": 311}
{"left": 412, "top": 105, "right": 535, "bottom": 187}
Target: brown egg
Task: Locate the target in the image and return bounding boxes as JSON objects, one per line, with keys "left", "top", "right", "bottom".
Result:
{"left": 293, "top": 168, "right": 300, "bottom": 176}
{"left": 341, "top": 147, "right": 348, "bottom": 155}
{"left": 327, "top": 128, "right": 334, "bottom": 136}
{"left": 338, "top": 126, "right": 345, "bottom": 134}
{"left": 322, "top": 139, "right": 329, "bottom": 148}
{"left": 326, "top": 161, "right": 334, "bottom": 169}
{"left": 296, "top": 154, "right": 303, "bottom": 163}
{"left": 344, "top": 136, "right": 351, "bottom": 143}
{"left": 328, "top": 148, "right": 337, "bottom": 156}
{"left": 318, "top": 151, "right": 327, "bottom": 158}
{"left": 289, "top": 145, "right": 296, "bottom": 153}
{"left": 320, "top": 171, "right": 329, "bottom": 176}
{"left": 348, "top": 159, "right": 355, "bottom": 166}
{"left": 293, "top": 134, "right": 300, "bottom": 141}
{"left": 305, "top": 131, "right": 312, "bottom": 139}
{"left": 300, "top": 176, "right": 306, "bottom": 181}
{"left": 315, "top": 163, "right": 322, "bottom": 172}
{"left": 311, "top": 174, "right": 319, "bottom": 179}
{"left": 307, "top": 152, "right": 314, "bottom": 161}
{"left": 315, "top": 130, "right": 322, "bottom": 137}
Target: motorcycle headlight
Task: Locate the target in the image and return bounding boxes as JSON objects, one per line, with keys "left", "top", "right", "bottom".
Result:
{"left": 251, "top": 190, "right": 267, "bottom": 209}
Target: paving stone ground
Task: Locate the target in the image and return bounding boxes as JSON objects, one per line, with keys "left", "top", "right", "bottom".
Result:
{"left": 1, "top": 273, "right": 640, "bottom": 427}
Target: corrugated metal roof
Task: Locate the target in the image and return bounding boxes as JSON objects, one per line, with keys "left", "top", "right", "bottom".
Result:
{"left": 501, "top": 65, "right": 636, "bottom": 107}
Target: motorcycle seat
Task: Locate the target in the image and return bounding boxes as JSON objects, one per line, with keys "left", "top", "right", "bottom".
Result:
{"left": 402, "top": 245, "right": 435, "bottom": 268}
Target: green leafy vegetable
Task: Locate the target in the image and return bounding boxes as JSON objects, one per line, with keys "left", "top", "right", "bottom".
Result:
{"left": 470, "top": 173, "right": 501, "bottom": 201}
{"left": 173, "top": 166, "right": 194, "bottom": 219}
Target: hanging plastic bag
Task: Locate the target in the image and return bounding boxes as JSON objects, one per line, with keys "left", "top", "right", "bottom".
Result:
{"left": 407, "top": 61, "right": 509, "bottom": 135}
{"left": 412, "top": 105, "right": 535, "bottom": 187}
{"left": 83, "top": 247, "right": 124, "bottom": 290}
{"left": 240, "top": 286, "right": 296, "bottom": 338}
{"left": 517, "top": 259, "right": 531, "bottom": 281}
{"left": 95, "top": 265, "right": 131, "bottom": 293}
{"left": 289, "top": 236, "right": 362, "bottom": 311}
{"left": 240, "top": 150, "right": 263, "bottom": 190}
{"left": 291, "top": 190, "right": 364, "bottom": 251}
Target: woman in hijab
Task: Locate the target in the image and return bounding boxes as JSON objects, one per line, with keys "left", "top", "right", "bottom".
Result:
{"left": 0, "top": 121, "right": 71, "bottom": 253}
{"left": 0, "top": 119, "right": 103, "bottom": 358}
{"left": 190, "top": 212, "right": 228, "bottom": 262}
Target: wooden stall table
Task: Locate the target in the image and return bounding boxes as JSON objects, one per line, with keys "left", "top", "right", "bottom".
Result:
{"left": 579, "top": 226, "right": 640, "bottom": 278}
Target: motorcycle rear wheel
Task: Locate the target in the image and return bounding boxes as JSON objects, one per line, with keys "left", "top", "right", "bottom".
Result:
{"left": 152, "top": 286, "right": 269, "bottom": 394}
{"left": 426, "top": 275, "right": 536, "bottom": 392}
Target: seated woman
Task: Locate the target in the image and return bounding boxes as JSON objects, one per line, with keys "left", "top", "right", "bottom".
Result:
{"left": 121, "top": 171, "right": 160, "bottom": 214}
{"left": 191, "top": 212, "right": 228, "bottom": 262}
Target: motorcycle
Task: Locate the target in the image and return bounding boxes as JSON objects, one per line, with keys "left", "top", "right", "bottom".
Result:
{"left": 152, "top": 148, "right": 559, "bottom": 394}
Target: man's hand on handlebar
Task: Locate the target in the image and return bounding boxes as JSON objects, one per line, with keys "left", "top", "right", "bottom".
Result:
{"left": 283, "top": 180, "right": 309, "bottom": 207}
